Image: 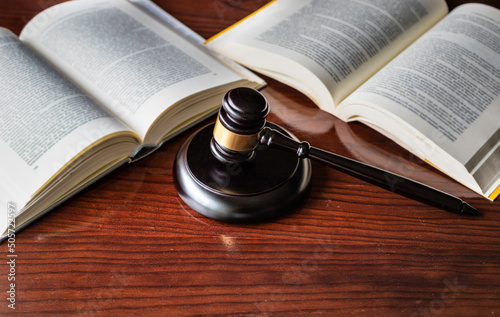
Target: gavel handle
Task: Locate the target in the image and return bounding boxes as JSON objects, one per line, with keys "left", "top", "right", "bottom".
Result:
{"left": 259, "top": 127, "right": 477, "bottom": 216}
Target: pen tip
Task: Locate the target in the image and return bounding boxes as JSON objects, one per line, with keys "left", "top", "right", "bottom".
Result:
{"left": 461, "top": 202, "right": 478, "bottom": 216}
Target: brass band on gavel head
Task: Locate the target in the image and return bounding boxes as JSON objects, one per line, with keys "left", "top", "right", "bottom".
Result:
{"left": 213, "top": 117, "right": 261, "bottom": 152}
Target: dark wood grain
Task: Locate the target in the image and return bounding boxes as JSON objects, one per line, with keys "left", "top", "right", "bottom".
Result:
{"left": 1, "top": 0, "right": 499, "bottom": 316}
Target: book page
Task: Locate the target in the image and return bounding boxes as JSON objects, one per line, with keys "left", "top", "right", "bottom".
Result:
{"left": 339, "top": 4, "right": 500, "bottom": 196}
{"left": 20, "top": 0, "right": 250, "bottom": 143}
{"left": 130, "top": 0, "right": 264, "bottom": 86}
{"left": 0, "top": 28, "right": 137, "bottom": 227}
{"left": 207, "top": 0, "right": 447, "bottom": 111}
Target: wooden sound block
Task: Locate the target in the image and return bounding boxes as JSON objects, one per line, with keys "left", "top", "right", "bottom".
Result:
{"left": 174, "top": 122, "right": 312, "bottom": 222}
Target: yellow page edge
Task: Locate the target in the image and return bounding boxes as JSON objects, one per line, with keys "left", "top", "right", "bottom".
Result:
{"left": 488, "top": 185, "right": 500, "bottom": 200}
{"left": 205, "top": 0, "right": 279, "bottom": 44}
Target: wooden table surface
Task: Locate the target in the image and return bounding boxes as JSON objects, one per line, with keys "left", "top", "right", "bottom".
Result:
{"left": 1, "top": 0, "right": 499, "bottom": 316}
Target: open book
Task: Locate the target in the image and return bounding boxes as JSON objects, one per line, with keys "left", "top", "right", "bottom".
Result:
{"left": 206, "top": 0, "right": 500, "bottom": 201}
{"left": 0, "top": 0, "right": 264, "bottom": 238}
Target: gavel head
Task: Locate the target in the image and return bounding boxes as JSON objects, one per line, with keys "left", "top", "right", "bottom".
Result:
{"left": 211, "top": 87, "right": 269, "bottom": 164}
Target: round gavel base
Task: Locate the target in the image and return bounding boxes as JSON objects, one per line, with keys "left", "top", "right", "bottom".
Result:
{"left": 174, "top": 122, "right": 312, "bottom": 222}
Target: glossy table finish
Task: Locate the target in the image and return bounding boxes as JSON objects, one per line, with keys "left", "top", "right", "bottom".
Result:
{"left": 0, "top": 1, "right": 499, "bottom": 316}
